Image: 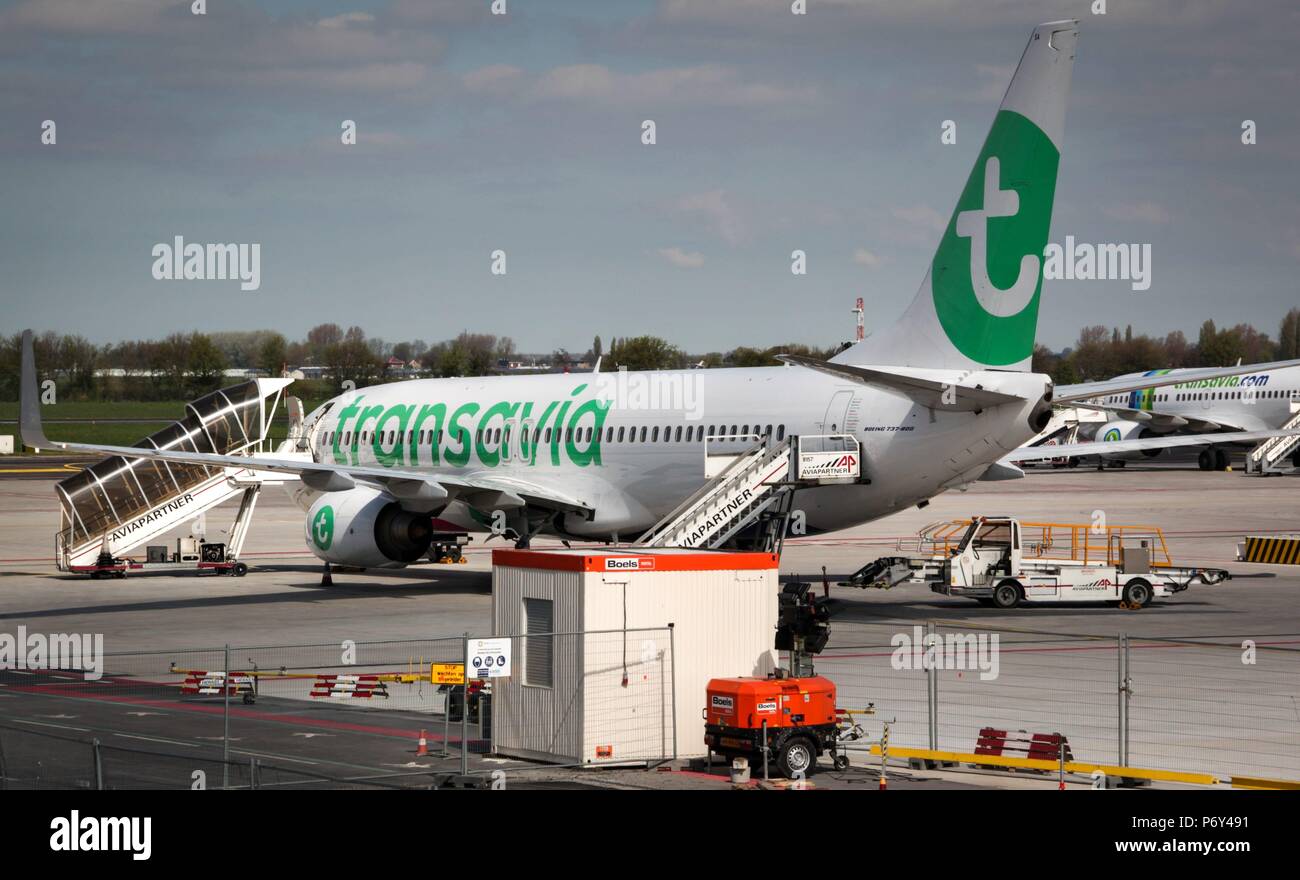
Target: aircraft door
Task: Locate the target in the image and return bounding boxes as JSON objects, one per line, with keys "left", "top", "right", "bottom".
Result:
{"left": 517, "top": 419, "right": 535, "bottom": 465}
{"left": 813, "top": 389, "right": 854, "bottom": 452}
{"left": 501, "top": 418, "right": 517, "bottom": 464}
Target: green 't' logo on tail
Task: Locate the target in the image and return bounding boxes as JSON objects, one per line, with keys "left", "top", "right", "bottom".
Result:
{"left": 932, "top": 110, "right": 1060, "bottom": 366}
{"left": 312, "top": 505, "right": 334, "bottom": 551}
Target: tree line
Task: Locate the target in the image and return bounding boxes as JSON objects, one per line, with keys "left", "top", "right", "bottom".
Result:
{"left": 1033, "top": 308, "right": 1300, "bottom": 384}
{"left": 3, "top": 308, "right": 1296, "bottom": 401}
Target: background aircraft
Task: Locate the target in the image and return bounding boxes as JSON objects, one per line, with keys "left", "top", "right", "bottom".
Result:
{"left": 1028, "top": 364, "right": 1300, "bottom": 470}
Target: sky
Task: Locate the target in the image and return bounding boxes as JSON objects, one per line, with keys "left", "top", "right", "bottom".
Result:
{"left": 1, "top": 0, "right": 1297, "bottom": 355}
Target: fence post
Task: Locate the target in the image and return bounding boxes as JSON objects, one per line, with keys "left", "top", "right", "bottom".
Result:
{"left": 926, "top": 621, "right": 939, "bottom": 752}
{"left": 1058, "top": 739, "right": 1065, "bottom": 790}
{"left": 460, "top": 632, "right": 470, "bottom": 777}
{"left": 0, "top": 730, "right": 7, "bottom": 791}
{"left": 222, "top": 643, "right": 231, "bottom": 791}
{"left": 441, "top": 670, "right": 452, "bottom": 758}
{"left": 668, "top": 623, "right": 678, "bottom": 763}
{"left": 250, "top": 757, "right": 259, "bottom": 790}
{"left": 1121, "top": 633, "right": 1131, "bottom": 767}
{"left": 92, "top": 737, "right": 104, "bottom": 791}
{"left": 1116, "top": 632, "right": 1130, "bottom": 767}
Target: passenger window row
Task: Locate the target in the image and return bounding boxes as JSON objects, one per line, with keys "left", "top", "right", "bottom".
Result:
{"left": 318, "top": 423, "right": 788, "bottom": 452}
{"left": 1101, "top": 389, "right": 1298, "bottom": 404}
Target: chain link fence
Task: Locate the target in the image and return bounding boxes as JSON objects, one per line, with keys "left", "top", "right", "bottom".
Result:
{"left": 814, "top": 622, "right": 1300, "bottom": 782}
{"left": 0, "top": 721, "right": 409, "bottom": 789}
{"left": 0, "top": 629, "right": 677, "bottom": 789}
{"left": 4, "top": 626, "right": 1294, "bottom": 787}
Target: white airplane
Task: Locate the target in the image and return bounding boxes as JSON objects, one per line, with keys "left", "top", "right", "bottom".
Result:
{"left": 1034, "top": 364, "right": 1300, "bottom": 470}
{"left": 20, "top": 20, "right": 1300, "bottom": 572}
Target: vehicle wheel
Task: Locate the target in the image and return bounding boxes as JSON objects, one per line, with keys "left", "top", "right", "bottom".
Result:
{"left": 1214, "top": 448, "right": 1230, "bottom": 471}
{"left": 776, "top": 736, "right": 816, "bottom": 779}
{"left": 1198, "top": 448, "right": 1213, "bottom": 470}
{"left": 833, "top": 752, "right": 850, "bottom": 771}
{"left": 991, "top": 581, "right": 1021, "bottom": 609}
{"left": 232, "top": 562, "right": 248, "bottom": 577}
{"left": 1122, "top": 579, "right": 1153, "bottom": 608}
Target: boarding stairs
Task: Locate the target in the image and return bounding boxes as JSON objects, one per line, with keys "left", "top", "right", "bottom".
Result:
{"left": 635, "top": 434, "right": 862, "bottom": 553}
{"left": 1245, "top": 404, "right": 1300, "bottom": 475}
{"left": 55, "top": 379, "right": 307, "bottom": 571}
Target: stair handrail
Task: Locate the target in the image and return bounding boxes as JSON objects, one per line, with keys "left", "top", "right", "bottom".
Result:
{"left": 635, "top": 437, "right": 783, "bottom": 545}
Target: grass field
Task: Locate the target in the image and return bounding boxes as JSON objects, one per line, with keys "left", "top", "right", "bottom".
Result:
{"left": 0, "top": 400, "right": 193, "bottom": 420}
{"left": 0, "top": 399, "right": 329, "bottom": 420}
{"left": 0, "top": 399, "right": 320, "bottom": 454}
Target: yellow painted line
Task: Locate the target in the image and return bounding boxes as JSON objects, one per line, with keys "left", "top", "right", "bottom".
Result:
{"left": 0, "top": 465, "right": 82, "bottom": 473}
{"left": 868, "top": 744, "right": 1217, "bottom": 786}
{"left": 1231, "top": 775, "right": 1300, "bottom": 790}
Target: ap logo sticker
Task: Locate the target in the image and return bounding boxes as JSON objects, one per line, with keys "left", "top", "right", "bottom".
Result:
{"left": 311, "top": 505, "right": 334, "bottom": 551}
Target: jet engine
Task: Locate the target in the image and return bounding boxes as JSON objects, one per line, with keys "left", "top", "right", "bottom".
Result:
{"left": 305, "top": 486, "right": 434, "bottom": 568}
{"left": 1086, "top": 419, "right": 1166, "bottom": 460}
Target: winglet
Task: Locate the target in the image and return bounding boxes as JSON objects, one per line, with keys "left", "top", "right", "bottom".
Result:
{"left": 20, "top": 330, "right": 55, "bottom": 451}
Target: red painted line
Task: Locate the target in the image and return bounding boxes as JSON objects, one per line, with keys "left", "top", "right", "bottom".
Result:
{"left": 2, "top": 681, "right": 465, "bottom": 742}
{"left": 818, "top": 638, "right": 1300, "bottom": 660}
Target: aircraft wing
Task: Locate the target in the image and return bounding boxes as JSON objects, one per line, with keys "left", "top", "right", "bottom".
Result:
{"left": 1067, "top": 401, "right": 1232, "bottom": 432}
{"left": 1054, "top": 358, "right": 1300, "bottom": 404}
{"left": 776, "top": 354, "right": 1025, "bottom": 411}
{"left": 1002, "top": 429, "right": 1299, "bottom": 463}
{"left": 18, "top": 332, "right": 592, "bottom": 517}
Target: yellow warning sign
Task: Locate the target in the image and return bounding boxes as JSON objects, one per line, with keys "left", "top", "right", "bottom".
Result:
{"left": 431, "top": 663, "right": 465, "bottom": 685}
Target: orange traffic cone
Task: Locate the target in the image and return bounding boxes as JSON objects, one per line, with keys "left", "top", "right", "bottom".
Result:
{"left": 416, "top": 729, "right": 429, "bottom": 757}
{"left": 879, "top": 774, "right": 887, "bottom": 791}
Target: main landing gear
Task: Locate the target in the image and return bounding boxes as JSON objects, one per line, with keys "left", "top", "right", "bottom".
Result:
{"left": 1198, "top": 447, "right": 1230, "bottom": 471}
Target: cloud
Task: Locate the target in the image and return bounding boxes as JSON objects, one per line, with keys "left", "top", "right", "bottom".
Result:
{"left": 0, "top": 2, "right": 449, "bottom": 94}
{"left": 891, "top": 204, "right": 947, "bottom": 232}
{"left": 673, "top": 190, "right": 746, "bottom": 244}
{"left": 504, "top": 63, "right": 816, "bottom": 108}
{"left": 1102, "top": 201, "right": 1172, "bottom": 225}
{"left": 462, "top": 64, "right": 524, "bottom": 94}
{"left": 656, "top": 0, "right": 1078, "bottom": 28}
{"left": 0, "top": 0, "right": 174, "bottom": 34}
{"left": 657, "top": 247, "right": 706, "bottom": 268}
{"left": 238, "top": 61, "right": 432, "bottom": 92}
{"left": 318, "top": 12, "right": 376, "bottom": 29}
{"left": 972, "top": 63, "right": 1015, "bottom": 101}
{"left": 852, "top": 248, "right": 884, "bottom": 268}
